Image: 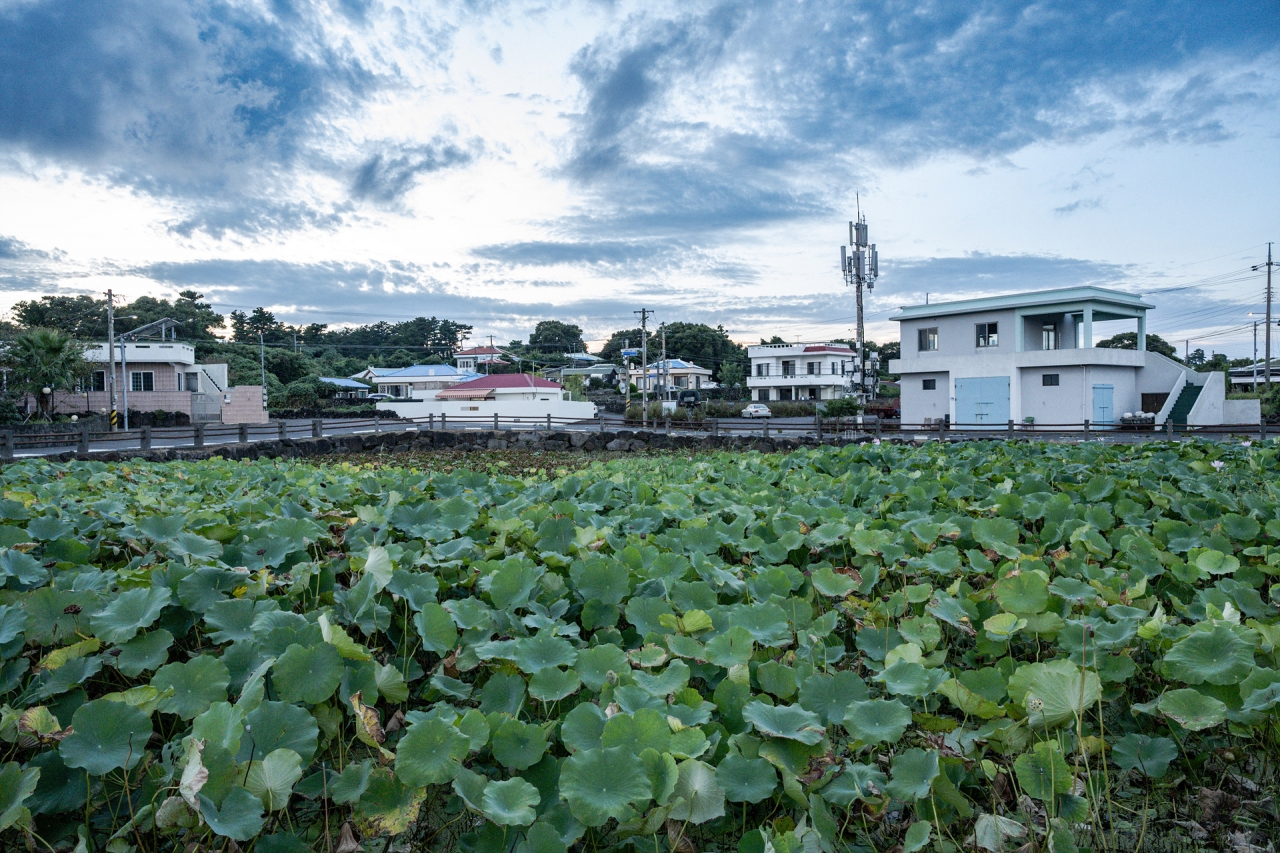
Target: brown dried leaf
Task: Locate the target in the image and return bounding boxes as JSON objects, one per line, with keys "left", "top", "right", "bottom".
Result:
{"left": 335, "top": 822, "right": 361, "bottom": 853}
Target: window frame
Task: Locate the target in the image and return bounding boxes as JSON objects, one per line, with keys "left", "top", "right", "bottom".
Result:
{"left": 1042, "top": 373, "right": 1060, "bottom": 387}
{"left": 917, "top": 327, "right": 939, "bottom": 352}
{"left": 130, "top": 371, "right": 154, "bottom": 392}
{"left": 92, "top": 371, "right": 106, "bottom": 392}
{"left": 1041, "top": 324, "right": 1058, "bottom": 351}
{"left": 922, "top": 378, "right": 937, "bottom": 390}
{"left": 976, "top": 322, "right": 999, "bottom": 348}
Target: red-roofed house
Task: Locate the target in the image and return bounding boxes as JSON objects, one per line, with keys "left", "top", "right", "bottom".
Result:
{"left": 436, "top": 373, "right": 567, "bottom": 401}
{"left": 453, "top": 345, "right": 510, "bottom": 372}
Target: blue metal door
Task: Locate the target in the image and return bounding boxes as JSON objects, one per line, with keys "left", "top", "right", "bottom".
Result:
{"left": 955, "top": 376, "right": 1010, "bottom": 429}
{"left": 1092, "top": 384, "right": 1114, "bottom": 428}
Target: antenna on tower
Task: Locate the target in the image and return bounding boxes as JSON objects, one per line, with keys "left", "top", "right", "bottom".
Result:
{"left": 839, "top": 201, "right": 880, "bottom": 403}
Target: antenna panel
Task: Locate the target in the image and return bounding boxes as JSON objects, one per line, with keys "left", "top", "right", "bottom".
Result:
{"left": 855, "top": 222, "right": 868, "bottom": 247}
{"left": 840, "top": 245, "right": 847, "bottom": 273}
{"left": 870, "top": 245, "right": 878, "bottom": 276}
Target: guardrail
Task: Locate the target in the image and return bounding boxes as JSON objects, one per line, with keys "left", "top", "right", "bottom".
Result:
{"left": 0, "top": 412, "right": 1272, "bottom": 460}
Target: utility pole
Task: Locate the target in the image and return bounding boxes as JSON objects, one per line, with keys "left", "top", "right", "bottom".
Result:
{"left": 259, "top": 332, "right": 268, "bottom": 410}
{"left": 1253, "top": 243, "right": 1274, "bottom": 389}
{"left": 106, "top": 290, "right": 118, "bottom": 431}
{"left": 839, "top": 198, "right": 879, "bottom": 401}
{"left": 635, "top": 309, "right": 652, "bottom": 428}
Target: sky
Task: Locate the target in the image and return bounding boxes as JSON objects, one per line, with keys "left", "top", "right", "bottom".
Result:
{"left": 0, "top": 0, "right": 1277, "bottom": 356}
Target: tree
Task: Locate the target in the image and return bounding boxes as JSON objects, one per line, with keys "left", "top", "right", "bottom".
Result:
{"left": 1186, "top": 348, "right": 1206, "bottom": 367}
{"left": 12, "top": 296, "right": 107, "bottom": 338}
{"left": 598, "top": 328, "right": 652, "bottom": 364}
{"left": 658, "top": 322, "right": 748, "bottom": 382}
{"left": 1096, "top": 331, "right": 1180, "bottom": 361}
{"left": 760, "top": 335, "right": 787, "bottom": 345}
{"left": 718, "top": 361, "right": 744, "bottom": 389}
{"left": 2, "top": 328, "right": 91, "bottom": 418}
{"left": 528, "top": 320, "right": 586, "bottom": 354}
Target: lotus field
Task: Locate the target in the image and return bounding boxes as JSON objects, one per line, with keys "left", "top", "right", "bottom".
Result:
{"left": 1, "top": 439, "right": 1279, "bottom": 853}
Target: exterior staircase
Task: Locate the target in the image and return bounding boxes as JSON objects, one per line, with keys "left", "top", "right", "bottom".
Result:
{"left": 1168, "top": 383, "right": 1201, "bottom": 425}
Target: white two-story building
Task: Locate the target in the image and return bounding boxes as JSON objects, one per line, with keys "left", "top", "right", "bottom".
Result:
{"left": 889, "top": 286, "right": 1257, "bottom": 429}
{"left": 746, "top": 343, "right": 856, "bottom": 402}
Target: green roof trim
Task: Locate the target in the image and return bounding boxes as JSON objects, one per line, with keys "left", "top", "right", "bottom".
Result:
{"left": 892, "top": 286, "right": 1154, "bottom": 321}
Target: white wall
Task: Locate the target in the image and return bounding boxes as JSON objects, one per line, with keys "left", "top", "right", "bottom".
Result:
{"left": 1224, "top": 398, "right": 1262, "bottom": 424}
{"left": 1187, "top": 371, "right": 1225, "bottom": 425}
{"left": 899, "top": 372, "right": 950, "bottom": 425}
{"left": 384, "top": 397, "right": 598, "bottom": 423}
{"left": 1018, "top": 366, "right": 1084, "bottom": 425}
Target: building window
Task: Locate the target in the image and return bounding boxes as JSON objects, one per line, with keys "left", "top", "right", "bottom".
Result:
{"left": 976, "top": 322, "right": 999, "bottom": 348}
{"left": 781, "top": 360, "right": 795, "bottom": 377}
{"left": 756, "top": 363, "right": 769, "bottom": 377}
{"left": 1042, "top": 373, "right": 1060, "bottom": 387}
{"left": 779, "top": 388, "right": 793, "bottom": 401}
{"left": 807, "top": 361, "right": 817, "bottom": 375}
{"left": 922, "top": 378, "right": 937, "bottom": 390}
{"left": 92, "top": 371, "right": 106, "bottom": 392}
{"left": 130, "top": 371, "right": 154, "bottom": 392}
{"left": 1042, "top": 324, "right": 1058, "bottom": 350}
{"left": 758, "top": 389, "right": 769, "bottom": 402}
{"left": 917, "top": 327, "right": 938, "bottom": 351}
{"left": 807, "top": 387, "right": 819, "bottom": 399}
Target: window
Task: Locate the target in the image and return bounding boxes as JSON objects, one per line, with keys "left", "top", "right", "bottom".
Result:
{"left": 781, "top": 360, "right": 795, "bottom": 377}
{"left": 976, "top": 322, "right": 999, "bottom": 348}
{"left": 917, "top": 327, "right": 938, "bottom": 351}
{"left": 779, "top": 388, "right": 793, "bottom": 401}
{"left": 130, "top": 371, "right": 154, "bottom": 392}
{"left": 807, "top": 361, "right": 817, "bottom": 375}
{"left": 756, "top": 363, "right": 769, "bottom": 377}
{"left": 1042, "top": 373, "right": 1060, "bottom": 387}
{"left": 92, "top": 371, "right": 106, "bottom": 392}
{"left": 807, "top": 387, "right": 819, "bottom": 400}
{"left": 757, "top": 389, "right": 769, "bottom": 402}
{"left": 922, "top": 378, "right": 937, "bottom": 390}
{"left": 1042, "top": 324, "right": 1058, "bottom": 350}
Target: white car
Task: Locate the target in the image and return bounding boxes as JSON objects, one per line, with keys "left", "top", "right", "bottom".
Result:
{"left": 741, "top": 403, "right": 772, "bottom": 418}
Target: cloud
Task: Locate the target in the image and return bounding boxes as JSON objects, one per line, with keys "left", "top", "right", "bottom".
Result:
{"left": 351, "top": 138, "right": 481, "bottom": 206}
{"left": 0, "top": 236, "right": 50, "bottom": 261}
{"left": 1054, "top": 198, "right": 1103, "bottom": 215}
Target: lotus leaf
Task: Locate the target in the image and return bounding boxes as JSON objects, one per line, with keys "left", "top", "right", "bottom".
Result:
{"left": 1111, "top": 733, "right": 1178, "bottom": 779}
{"left": 1014, "top": 742, "right": 1071, "bottom": 800}
{"left": 395, "top": 717, "right": 469, "bottom": 786}
{"left": 492, "top": 718, "right": 550, "bottom": 770}
{"left": 481, "top": 777, "right": 540, "bottom": 826}
{"left": 1158, "top": 688, "right": 1228, "bottom": 731}
{"left": 513, "top": 633, "right": 578, "bottom": 674}
{"left": 152, "top": 656, "right": 230, "bottom": 719}
{"left": 844, "top": 698, "right": 913, "bottom": 744}
{"left": 716, "top": 753, "right": 776, "bottom": 803}
{"left": 244, "top": 748, "right": 303, "bottom": 811}
{"left": 885, "top": 748, "right": 939, "bottom": 802}
{"left": 668, "top": 759, "right": 726, "bottom": 824}
{"left": 91, "top": 585, "right": 171, "bottom": 646}
{"left": 199, "top": 787, "right": 265, "bottom": 841}
{"left": 272, "top": 643, "right": 343, "bottom": 706}
{"left": 558, "top": 746, "right": 651, "bottom": 826}
{"left": 1162, "top": 624, "right": 1254, "bottom": 686}
{"left": 59, "top": 698, "right": 153, "bottom": 775}
{"left": 742, "top": 702, "right": 825, "bottom": 744}
{"left": 0, "top": 762, "right": 39, "bottom": 831}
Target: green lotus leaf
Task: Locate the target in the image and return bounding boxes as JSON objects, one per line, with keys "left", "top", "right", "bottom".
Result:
{"left": 24, "top": 750, "right": 86, "bottom": 816}
{"left": 272, "top": 643, "right": 343, "bottom": 706}
{"left": 558, "top": 746, "right": 651, "bottom": 827}
{"left": 0, "top": 762, "right": 39, "bottom": 831}
{"left": 152, "top": 656, "right": 230, "bottom": 720}
{"left": 1014, "top": 742, "right": 1071, "bottom": 800}
{"left": 1158, "top": 688, "right": 1228, "bottom": 731}
{"left": 202, "top": 599, "right": 278, "bottom": 645}
{"left": 602, "top": 708, "right": 672, "bottom": 755}
{"left": 330, "top": 760, "right": 373, "bottom": 805}
{"left": 395, "top": 717, "right": 469, "bottom": 787}
{"left": 413, "top": 603, "right": 458, "bottom": 655}
{"left": 59, "top": 698, "right": 153, "bottom": 776}
{"left": 244, "top": 748, "right": 303, "bottom": 811}
{"left": 485, "top": 558, "right": 544, "bottom": 611}
{"left": 450, "top": 766, "right": 488, "bottom": 812}
{"left": 1111, "top": 733, "right": 1178, "bottom": 779}
{"left": 733, "top": 602, "right": 791, "bottom": 647}
{"left": 668, "top": 759, "right": 725, "bottom": 824}
{"left": 811, "top": 566, "right": 857, "bottom": 598}
{"left": 937, "top": 678, "right": 1005, "bottom": 719}
{"left": 560, "top": 702, "right": 607, "bottom": 753}
{"left": 576, "top": 644, "right": 629, "bottom": 692}
{"left": 628, "top": 644, "right": 668, "bottom": 668}
{"left": 640, "top": 748, "right": 679, "bottom": 806}
{"left": 513, "top": 633, "right": 578, "bottom": 674}
{"left": 199, "top": 786, "right": 265, "bottom": 841}
{"left": 844, "top": 698, "right": 913, "bottom": 745}
{"left": 798, "top": 671, "right": 869, "bottom": 726}
{"left": 1011, "top": 660, "right": 1101, "bottom": 728}
{"left": 523, "top": 820, "right": 571, "bottom": 853}
{"left": 971, "top": 517, "right": 1022, "bottom": 560}
{"left": 479, "top": 672, "right": 526, "bottom": 716}
{"left": 354, "top": 768, "right": 426, "bottom": 836}
{"left": 528, "top": 667, "right": 581, "bottom": 702}
{"left": 755, "top": 661, "right": 797, "bottom": 700}
{"left": 902, "top": 820, "right": 932, "bottom": 853}
{"left": 704, "top": 626, "right": 755, "bottom": 668}
{"left": 91, "top": 585, "right": 171, "bottom": 646}
{"left": 820, "top": 761, "right": 887, "bottom": 807}
{"left": 741, "top": 701, "right": 825, "bottom": 745}
{"left": 241, "top": 701, "right": 319, "bottom": 764}
{"left": 982, "top": 612, "right": 1027, "bottom": 639}
{"left": 633, "top": 660, "right": 690, "bottom": 697}
{"left": 1162, "top": 624, "right": 1254, "bottom": 686}
{"left": 876, "top": 660, "right": 947, "bottom": 697}
{"left": 192, "top": 702, "right": 245, "bottom": 755}
{"left": 116, "top": 629, "right": 174, "bottom": 677}
{"left": 492, "top": 718, "right": 550, "bottom": 770}
{"left": 884, "top": 748, "right": 939, "bottom": 802}
{"left": 480, "top": 777, "right": 540, "bottom": 826}
{"left": 716, "top": 753, "right": 776, "bottom": 803}
{"left": 992, "top": 571, "right": 1049, "bottom": 615}
{"left": 571, "top": 558, "right": 629, "bottom": 606}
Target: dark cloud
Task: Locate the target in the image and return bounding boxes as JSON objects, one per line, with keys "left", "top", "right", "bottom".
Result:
{"left": 0, "top": 236, "right": 50, "bottom": 261}
{"left": 351, "top": 138, "right": 481, "bottom": 206}
{"left": 1054, "top": 198, "right": 1103, "bottom": 216}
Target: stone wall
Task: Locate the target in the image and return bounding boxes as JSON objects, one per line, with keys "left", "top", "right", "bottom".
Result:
{"left": 25, "top": 427, "right": 873, "bottom": 465}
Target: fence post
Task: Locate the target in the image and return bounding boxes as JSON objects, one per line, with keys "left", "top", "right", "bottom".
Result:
{"left": 79, "top": 421, "right": 90, "bottom": 454}
{"left": 664, "top": 417, "right": 670, "bottom": 434}
{"left": 140, "top": 426, "right": 152, "bottom": 451}
{"left": 875, "top": 418, "right": 882, "bottom": 439}
{"left": 598, "top": 417, "right": 604, "bottom": 434}
{"left": 1166, "top": 419, "right": 1174, "bottom": 439}
{"left": 546, "top": 414, "right": 552, "bottom": 432}
{"left": 441, "top": 413, "right": 447, "bottom": 431}
{"left": 1083, "top": 419, "right": 1090, "bottom": 438}
{"left": 712, "top": 418, "right": 719, "bottom": 436}
{"left": 312, "top": 418, "right": 323, "bottom": 439}
{"left": 494, "top": 413, "right": 499, "bottom": 431}
{"left": 939, "top": 418, "right": 947, "bottom": 440}
{"left": 1261, "top": 416, "right": 1267, "bottom": 440}
{"left": 239, "top": 423, "right": 249, "bottom": 443}
{"left": 1007, "top": 419, "right": 1014, "bottom": 440}
{"left": 428, "top": 413, "right": 434, "bottom": 431}
{"left": 816, "top": 412, "right": 823, "bottom": 440}
{"left": 764, "top": 418, "right": 770, "bottom": 439}
{"left": 194, "top": 423, "right": 205, "bottom": 448}
{"left": 374, "top": 417, "right": 380, "bottom": 433}
{"left": 0, "top": 431, "right": 11, "bottom": 461}
{"left": 277, "top": 421, "right": 287, "bottom": 441}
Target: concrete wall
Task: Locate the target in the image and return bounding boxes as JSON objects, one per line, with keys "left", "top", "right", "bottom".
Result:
{"left": 54, "top": 389, "right": 193, "bottom": 416}
{"left": 1187, "top": 371, "right": 1225, "bottom": 426}
{"left": 384, "top": 397, "right": 598, "bottom": 422}
{"left": 1223, "top": 398, "right": 1262, "bottom": 424}
{"left": 899, "top": 372, "right": 950, "bottom": 425}
{"left": 1018, "top": 366, "right": 1084, "bottom": 426}
{"left": 899, "top": 309, "right": 1015, "bottom": 365}
{"left": 221, "top": 386, "right": 267, "bottom": 424}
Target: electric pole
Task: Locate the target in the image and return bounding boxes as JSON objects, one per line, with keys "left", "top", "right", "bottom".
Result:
{"left": 259, "top": 332, "right": 268, "bottom": 410}
{"left": 106, "top": 290, "right": 118, "bottom": 431}
{"left": 660, "top": 324, "right": 668, "bottom": 407}
{"left": 840, "top": 199, "right": 879, "bottom": 401}
{"left": 1253, "top": 242, "right": 1274, "bottom": 389}
{"left": 635, "top": 309, "right": 652, "bottom": 428}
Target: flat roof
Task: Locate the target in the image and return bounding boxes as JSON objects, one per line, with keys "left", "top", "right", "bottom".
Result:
{"left": 893, "top": 286, "right": 1154, "bottom": 321}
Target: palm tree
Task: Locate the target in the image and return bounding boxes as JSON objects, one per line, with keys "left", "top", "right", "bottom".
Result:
{"left": 2, "top": 328, "right": 91, "bottom": 419}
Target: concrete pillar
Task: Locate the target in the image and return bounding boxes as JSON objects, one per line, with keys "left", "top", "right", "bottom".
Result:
{"left": 312, "top": 418, "right": 323, "bottom": 438}
{"left": 1082, "top": 306, "right": 1093, "bottom": 348}
{"left": 1136, "top": 313, "right": 1146, "bottom": 355}
{"left": 140, "top": 426, "right": 152, "bottom": 451}
{"left": 194, "top": 424, "right": 205, "bottom": 447}
{"left": 239, "top": 423, "right": 249, "bottom": 443}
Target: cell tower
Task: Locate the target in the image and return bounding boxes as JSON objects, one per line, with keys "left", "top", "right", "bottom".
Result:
{"left": 840, "top": 198, "right": 879, "bottom": 398}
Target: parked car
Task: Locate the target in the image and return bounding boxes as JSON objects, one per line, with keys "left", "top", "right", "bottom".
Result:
{"left": 741, "top": 403, "right": 772, "bottom": 418}
{"left": 368, "top": 393, "right": 395, "bottom": 401}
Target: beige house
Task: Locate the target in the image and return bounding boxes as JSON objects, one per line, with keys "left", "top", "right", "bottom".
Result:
{"left": 53, "top": 341, "right": 267, "bottom": 423}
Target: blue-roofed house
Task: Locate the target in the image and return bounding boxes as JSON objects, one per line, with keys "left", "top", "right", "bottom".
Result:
{"left": 374, "top": 364, "right": 480, "bottom": 399}
{"left": 628, "top": 358, "right": 713, "bottom": 398}
{"left": 319, "top": 377, "right": 372, "bottom": 399}
{"left": 350, "top": 366, "right": 400, "bottom": 384}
